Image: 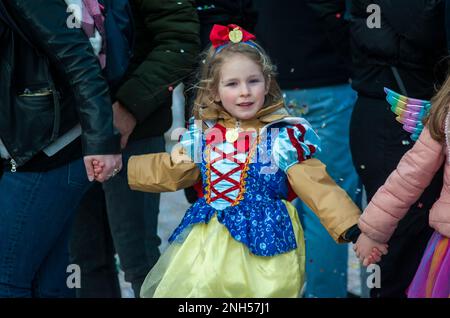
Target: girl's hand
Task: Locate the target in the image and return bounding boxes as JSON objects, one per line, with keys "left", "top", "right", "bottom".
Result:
{"left": 354, "top": 233, "right": 388, "bottom": 266}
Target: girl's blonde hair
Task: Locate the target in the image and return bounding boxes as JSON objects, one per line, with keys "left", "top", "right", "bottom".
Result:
{"left": 191, "top": 42, "right": 284, "bottom": 119}
{"left": 424, "top": 74, "right": 450, "bottom": 142}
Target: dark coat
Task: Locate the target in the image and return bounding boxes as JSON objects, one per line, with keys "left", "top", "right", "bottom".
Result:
{"left": 350, "top": 0, "right": 447, "bottom": 99}
{"left": 115, "top": 0, "right": 200, "bottom": 140}
{"left": 308, "top": 0, "right": 447, "bottom": 99}
{"left": 254, "top": 0, "right": 351, "bottom": 89}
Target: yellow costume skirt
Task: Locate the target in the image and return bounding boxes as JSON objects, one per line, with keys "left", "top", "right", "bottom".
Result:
{"left": 140, "top": 200, "right": 305, "bottom": 298}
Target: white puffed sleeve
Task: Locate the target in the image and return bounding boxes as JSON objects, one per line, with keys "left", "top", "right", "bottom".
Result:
{"left": 272, "top": 118, "right": 321, "bottom": 172}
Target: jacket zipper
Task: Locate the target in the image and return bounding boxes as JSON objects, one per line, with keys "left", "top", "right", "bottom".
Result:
{"left": 0, "top": 136, "right": 17, "bottom": 172}
{"left": 10, "top": 158, "right": 17, "bottom": 172}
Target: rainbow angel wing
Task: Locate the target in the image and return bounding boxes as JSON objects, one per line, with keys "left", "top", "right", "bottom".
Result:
{"left": 385, "top": 87, "right": 431, "bottom": 141}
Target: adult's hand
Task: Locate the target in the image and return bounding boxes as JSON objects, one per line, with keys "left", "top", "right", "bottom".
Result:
{"left": 112, "top": 101, "right": 137, "bottom": 149}
{"left": 84, "top": 154, "right": 123, "bottom": 182}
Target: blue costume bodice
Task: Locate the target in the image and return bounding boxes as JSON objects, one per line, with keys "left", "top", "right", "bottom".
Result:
{"left": 168, "top": 118, "right": 321, "bottom": 256}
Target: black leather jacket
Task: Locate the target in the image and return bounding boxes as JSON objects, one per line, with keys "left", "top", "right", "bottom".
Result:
{"left": 0, "top": 0, "right": 120, "bottom": 168}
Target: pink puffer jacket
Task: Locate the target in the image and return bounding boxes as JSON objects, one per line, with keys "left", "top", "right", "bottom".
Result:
{"left": 359, "top": 127, "right": 450, "bottom": 243}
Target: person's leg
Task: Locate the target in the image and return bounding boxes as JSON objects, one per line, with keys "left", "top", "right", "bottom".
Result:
{"left": 33, "top": 212, "right": 77, "bottom": 298}
{"left": 349, "top": 95, "right": 408, "bottom": 201}
{"left": 68, "top": 183, "right": 121, "bottom": 298}
{"left": 103, "top": 136, "right": 165, "bottom": 297}
{"left": 0, "top": 159, "right": 91, "bottom": 297}
{"left": 284, "top": 83, "right": 361, "bottom": 297}
{"left": 349, "top": 95, "right": 440, "bottom": 298}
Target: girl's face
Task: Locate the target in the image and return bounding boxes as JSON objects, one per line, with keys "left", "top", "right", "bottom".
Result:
{"left": 216, "top": 53, "right": 268, "bottom": 121}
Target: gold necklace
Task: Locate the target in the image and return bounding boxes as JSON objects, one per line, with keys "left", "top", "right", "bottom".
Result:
{"left": 225, "top": 119, "right": 240, "bottom": 143}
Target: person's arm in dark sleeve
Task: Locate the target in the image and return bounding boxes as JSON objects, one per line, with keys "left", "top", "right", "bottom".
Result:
{"left": 5, "top": 0, "right": 120, "bottom": 155}
{"left": 115, "top": 0, "right": 200, "bottom": 124}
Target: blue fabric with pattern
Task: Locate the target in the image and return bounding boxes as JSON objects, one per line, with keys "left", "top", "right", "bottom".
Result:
{"left": 169, "top": 118, "right": 321, "bottom": 256}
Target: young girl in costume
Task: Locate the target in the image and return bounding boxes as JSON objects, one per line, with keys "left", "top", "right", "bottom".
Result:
{"left": 355, "top": 79, "right": 450, "bottom": 298}
{"left": 121, "top": 24, "right": 365, "bottom": 298}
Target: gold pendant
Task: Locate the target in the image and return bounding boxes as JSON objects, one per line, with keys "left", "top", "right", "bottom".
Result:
{"left": 225, "top": 129, "right": 239, "bottom": 143}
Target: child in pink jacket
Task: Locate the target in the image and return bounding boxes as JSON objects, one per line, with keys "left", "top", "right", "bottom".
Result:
{"left": 354, "top": 77, "right": 450, "bottom": 298}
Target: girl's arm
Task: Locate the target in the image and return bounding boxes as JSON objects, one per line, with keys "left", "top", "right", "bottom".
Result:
{"left": 287, "top": 158, "right": 361, "bottom": 243}
{"left": 359, "top": 127, "right": 445, "bottom": 243}
{"left": 128, "top": 149, "right": 200, "bottom": 193}
{"left": 273, "top": 121, "right": 360, "bottom": 243}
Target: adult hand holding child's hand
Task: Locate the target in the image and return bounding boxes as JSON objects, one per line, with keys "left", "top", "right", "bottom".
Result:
{"left": 84, "top": 154, "right": 123, "bottom": 182}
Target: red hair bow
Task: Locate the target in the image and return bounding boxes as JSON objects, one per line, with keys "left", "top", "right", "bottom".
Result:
{"left": 209, "top": 24, "right": 256, "bottom": 49}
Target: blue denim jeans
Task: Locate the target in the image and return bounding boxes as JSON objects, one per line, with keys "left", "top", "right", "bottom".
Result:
{"left": 0, "top": 159, "right": 91, "bottom": 297}
{"left": 284, "top": 83, "right": 362, "bottom": 298}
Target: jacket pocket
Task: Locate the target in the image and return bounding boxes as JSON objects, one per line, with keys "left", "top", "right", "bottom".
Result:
{"left": 15, "top": 91, "right": 54, "bottom": 137}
